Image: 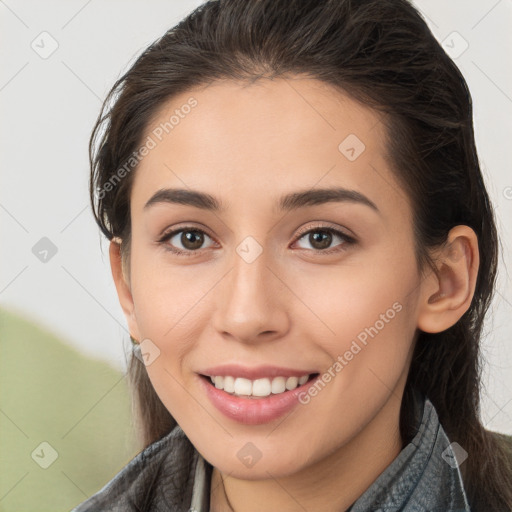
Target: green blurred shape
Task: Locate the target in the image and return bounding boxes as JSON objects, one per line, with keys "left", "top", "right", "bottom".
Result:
{"left": 0, "top": 307, "right": 139, "bottom": 512}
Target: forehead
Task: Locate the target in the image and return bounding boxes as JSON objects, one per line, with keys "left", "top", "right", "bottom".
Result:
{"left": 131, "top": 77, "right": 408, "bottom": 221}
{"left": 143, "top": 77, "right": 385, "bottom": 159}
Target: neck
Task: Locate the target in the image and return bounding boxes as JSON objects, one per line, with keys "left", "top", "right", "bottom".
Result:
{"left": 210, "top": 392, "right": 404, "bottom": 512}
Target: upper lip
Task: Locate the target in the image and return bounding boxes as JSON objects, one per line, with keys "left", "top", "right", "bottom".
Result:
{"left": 199, "top": 364, "right": 318, "bottom": 380}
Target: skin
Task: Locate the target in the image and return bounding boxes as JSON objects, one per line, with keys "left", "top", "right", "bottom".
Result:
{"left": 109, "top": 77, "right": 479, "bottom": 512}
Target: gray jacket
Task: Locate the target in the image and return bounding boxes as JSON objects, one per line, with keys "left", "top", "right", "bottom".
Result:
{"left": 71, "top": 391, "right": 472, "bottom": 511}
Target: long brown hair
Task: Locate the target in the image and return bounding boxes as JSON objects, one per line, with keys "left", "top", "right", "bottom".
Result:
{"left": 89, "top": 0, "right": 512, "bottom": 509}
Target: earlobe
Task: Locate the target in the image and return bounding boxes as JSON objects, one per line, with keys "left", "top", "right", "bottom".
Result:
{"left": 109, "top": 239, "right": 141, "bottom": 341}
{"left": 417, "top": 226, "right": 479, "bottom": 334}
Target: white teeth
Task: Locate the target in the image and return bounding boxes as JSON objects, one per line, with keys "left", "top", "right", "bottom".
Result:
{"left": 223, "top": 375, "right": 235, "bottom": 393}
{"left": 208, "top": 374, "right": 311, "bottom": 397}
{"left": 271, "top": 376, "right": 286, "bottom": 394}
{"left": 285, "top": 376, "right": 298, "bottom": 390}
{"left": 298, "top": 375, "right": 308, "bottom": 385}
{"left": 234, "top": 377, "right": 252, "bottom": 395}
{"left": 252, "top": 378, "right": 272, "bottom": 397}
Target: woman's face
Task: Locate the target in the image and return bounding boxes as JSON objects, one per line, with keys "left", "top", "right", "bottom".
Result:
{"left": 119, "top": 78, "right": 427, "bottom": 478}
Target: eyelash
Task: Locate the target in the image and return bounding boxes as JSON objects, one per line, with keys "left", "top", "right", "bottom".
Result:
{"left": 157, "top": 223, "right": 356, "bottom": 258}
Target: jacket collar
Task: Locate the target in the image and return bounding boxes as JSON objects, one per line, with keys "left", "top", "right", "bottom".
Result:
{"left": 346, "top": 390, "right": 470, "bottom": 511}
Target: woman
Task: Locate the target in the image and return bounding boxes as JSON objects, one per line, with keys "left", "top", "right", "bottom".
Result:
{"left": 72, "top": 0, "right": 512, "bottom": 510}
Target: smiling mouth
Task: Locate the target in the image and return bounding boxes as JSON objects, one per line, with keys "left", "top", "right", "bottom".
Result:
{"left": 200, "top": 373, "right": 320, "bottom": 399}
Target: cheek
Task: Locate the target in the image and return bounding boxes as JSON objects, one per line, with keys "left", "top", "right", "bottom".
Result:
{"left": 293, "top": 249, "right": 419, "bottom": 400}
{"left": 295, "top": 248, "right": 416, "bottom": 349}
{"left": 129, "top": 239, "right": 210, "bottom": 339}
{"left": 127, "top": 249, "right": 205, "bottom": 413}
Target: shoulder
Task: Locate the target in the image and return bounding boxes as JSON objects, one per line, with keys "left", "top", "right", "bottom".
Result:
{"left": 70, "top": 424, "right": 199, "bottom": 512}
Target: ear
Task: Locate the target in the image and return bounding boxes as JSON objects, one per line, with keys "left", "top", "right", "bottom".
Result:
{"left": 109, "top": 238, "right": 141, "bottom": 341}
{"left": 417, "top": 225, "right": 480, "bottom": 334}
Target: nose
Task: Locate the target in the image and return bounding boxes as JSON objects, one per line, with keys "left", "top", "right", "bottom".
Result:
{"left": 211, "top": 246, "right": 290, "bottom": 344}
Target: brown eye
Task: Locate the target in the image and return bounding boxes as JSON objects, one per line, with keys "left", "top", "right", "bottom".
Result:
{"left": 180, "top": 230, "right": 205, "bottom": 250}
{"left": 293, "top": 227, "right": 355, "bottom": 254}
{"left": 158, "top": 227, "right": 215, "bottom": 256}
{"left": 308, "top": 231, "right": 333, "bottom": 250}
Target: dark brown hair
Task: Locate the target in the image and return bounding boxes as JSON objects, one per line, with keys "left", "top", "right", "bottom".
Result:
{"left": 89, "top": 0, "right": 512, "bottom": 509}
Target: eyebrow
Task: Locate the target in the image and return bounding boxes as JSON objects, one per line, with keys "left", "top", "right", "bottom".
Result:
{"left": 144, "top": 187, "right": 379, "bottom": 214}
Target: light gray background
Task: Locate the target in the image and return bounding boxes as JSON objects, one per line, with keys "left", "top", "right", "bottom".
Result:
{"left": 1, "top": 0, "right": 511, "bottom": 433}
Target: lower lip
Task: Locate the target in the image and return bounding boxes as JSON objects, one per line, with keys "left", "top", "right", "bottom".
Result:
{"left": 198, "top": 374, "right": 320, "bottom": 425}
